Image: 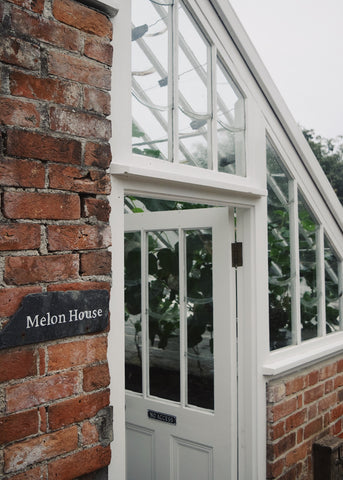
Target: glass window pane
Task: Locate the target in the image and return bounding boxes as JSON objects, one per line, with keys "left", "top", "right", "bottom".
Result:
{"left": 267, "top": 142, "right": 292, "bottom": 350}
{"left": 217, "top": 60, "right": 245, "bottom": 175}
{"left": 324, "top": 237, "right": 340, "bottom": 334}
{"left": 131, "top": 0, "right": 169, "bottom": 159}
{"left": 125, "top": 231, "right": 143, "bottom": 393}
{"left": 178, "top": 4, "right": 210, "bottom": 168}
{"left": 298, "top": 194, "right": 318, "bottom": 341}
{"left": 186, "top": 229, "right": 214, "bottom": 410}
{"left": 148, "top": 230, "right": 180, "bottom": 402}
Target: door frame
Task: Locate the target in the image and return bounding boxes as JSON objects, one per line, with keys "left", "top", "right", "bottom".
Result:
{"left": 108, "top": 174, "right": 269, "bottom": 479}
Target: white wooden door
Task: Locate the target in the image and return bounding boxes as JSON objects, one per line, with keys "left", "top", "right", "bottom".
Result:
{"left": 124, "top": 207, "right": 237, "bottom": 480}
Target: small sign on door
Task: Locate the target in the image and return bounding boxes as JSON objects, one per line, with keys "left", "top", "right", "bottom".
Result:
{"left": 148, "top": 409, "right": 176, "bottom": 425}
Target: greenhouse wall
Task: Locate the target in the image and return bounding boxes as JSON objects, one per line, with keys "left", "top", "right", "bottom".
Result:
{"left": 266, "top": 355, "right": 343, "bottom": 479}
{"left": 0, "top": 0, "right": 113, "bottom": 478}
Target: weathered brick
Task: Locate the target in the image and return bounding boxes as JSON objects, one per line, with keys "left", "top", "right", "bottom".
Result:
{"left": 319, "top": 363, "right": 337, "bottom": 381}
{"left": 4, "top": 426, "right": 78, "bottom": 473}
{"left": 267, "top": 382, "right": 286, "bottom": 403}
{"left": 84, "top": 36, "right": 113, "bottom": 66}
{"left": 330, "top": 403, "right": 343, "bottom": 423}
{"left": 3, "top": 192, "right": 80, "bottom": 219}
{"left": 83, "top": 363, "right": 110, "bottom": 392}
{"left": 0, "top": 348, "right": 36, "bottom": 383}
{"left": 273, "top": 432, "right": 296, "bottom": 457}
{"left": 84, "top": 86, "right": 111, "bottom": 115}
{"left": 285, "top": 442, "right": 307, "bottom": 467}
{"left": 50, "top": 106, "right": 111, "bottom": 140}
{"left": 81, "top": 421, "right": 99, "bottom": 444}
{"left": 4, "top": 254, "right": 79, "bottom": 285}
{"left": 11, "top": 7, "right": 80, "bottom": 51}
{"left": 0, "top": 409, "right": 39, "bottom": 444}
{"left": 5, "top": 466, "right": 44, "bottom": 480}
{"left": 39, "top": 405, "right": 47, "bottom": 432}
{"left": 0, "top": 35, "right": 40, "bottom": 70}
{"left": 269, "top": 397, "right": 297, "bottom": 422}
{"left": 48, "top": 224, "right": 111, "bottom": 251}
{"left": 7, "top": 129, "right": 82, "bottom": 164}
{"left": 7, "top": 0, "right": 45, "bottom": 13}
{"left": 0, "top": 157, "right": 45, "bottom": 188}
{"left": 48, "top": 390, "right": 110, "bottom": 430}
{"left": 80, "top": 251, "right": 111, "bottom": 276}
{"left": 48, "top": 164, "right": 111, "bottom": 194}
{"left": 0, "top": 97, "right": 40, "bottom": 127}
{"left": 47, "top": 337, "right": 107, "bottom": 371}
{"left": 334, "top": 373, "right": 343, "bottom": 389}
{"left": 267, "top": 458, "right": 285, "bottom": 479}
{"left": 285, "top": 375, "right": 307, "bottom": 396}
{"left": 53, "top": 0, "right": 112, "bottom": 39}
{"left": 318, "top": 392, "right": 337, "bottom": 412}
{"left": 304, "top": 384, "right": 324, "bottom": 405}
{"left": 285, "top": 409, "right": 306, "bottom": 433}
{"left": 82, "top": 198, "right": 111, "bottom": 223}
{"left": 0, "top": 286, "right": 42, "bottom": 317}
{"left": 307, "top": 370, "right": 319, "bottom": 386}
{"left": 304, "top": 417, "right": 322, "bottom": 439}
{"left": 84, "top": 142, "right": 111, "bottom": 168}
{"left": 6, "top": 371, "right": 79, "bottom": 412}
{"left": 0, "top": 224, "right": 41, "bottom": 251}
{"left": 48, "top": 445, "right": 111, "bottom": 480}
{"left": 47, "top": 281, "right": 110, "bottom": 292}
{"left": 10, "top": 70, "right": 80, "bottom": 107}
{"left": 48, "top": 50, "right": 111, "bottom": 90}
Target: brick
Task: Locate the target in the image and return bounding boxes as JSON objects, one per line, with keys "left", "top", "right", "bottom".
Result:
{"left": 0, "top": 348, "right": 36, "bottom": 383}
{"left": 337, "top": 358, "right": 343, "bottom": 373}
{"left": 267, "top": 458, "right": 285, "bottom": 479}
{"left": 319, "top": 363, "right": 337, "bottom": 380}
{"left": 285, "top": 375, "right": 307, "bottom": 395}
{"left": 0, "top": 286, "right": 42, "bottom": 317}
{"left": 3, "top": 192, "right": 80, "bottom": 219}
{"left": 84, "top": 86, "right": 111, "bottom": 115}
{"left": 0, "top": 96, "right": 39, "bottom": 127}
{"left": 304, "top": 384, "right": 324, "bottom": 404}
{"left": 273, "top": 432, "right": 296, "bottom": 457}
{"left": 50, "top": 106, "right": 111, "bottom": 140}
{"left": 84, "top": 36, "right": 113, "bottom": 66}
{"left": 80, "top": 251, "right": 111, "bottom": 276}
{"left": 48, "top": 390, "right": 110, "bottom": 430}
{"left": 330, "top": 403, "right": 343, "bottom": 423}
{"left": 285, "top": 409, "right": 306, "bottom": 433}
{"left": 6, "top": 371, "right": 79, "bottom": 412}
{"left": 0, "top": 224, "right": 41, "bottom": 251}
{"left": 48, "top": 164, "right": 111, "bottom": 194}
{"left": 48, "top": 445, "right": 111, "bottom": 480}
{"left": 47, "top": 281, "right": 110, "bottom": 292}
{"left": 285, "top": 442, "right": 307, "bottom": 466}
{"left": 7, "top": 129, "right": 82, "bottom": 164}
{"left": 11, "top": 7, "right": 80, "bottom": 52}
{"left": 334, "top": 373, "right": 343, "bottom": 389}
{"left": 0, "top": 157, "right": 45, "bottom": 188}
{"left": 304, "top": 417, "right": 322, "bottom": 439}
{"left": 84, "top": 142, "right": 111, "bottom": 168}
{"left": 6, "top": 466, "right": 45, "bottom": 480}
{"left": 10, "top": 70, "right": 80, "bottom": 107}
{"left": 48, "top": 50, "right": 111, "bottom": 90}
{"left": 4, "top": 426, "right": 78, "bottom": 473}
{"left": 0, "top": 409, "right": 38, "bottom": 444}
{"left": 53, "top": 0, "right": 112, "bottom": 39}
{"left": 308, "top": 370, "right": 319, "bottom": 386}
{"left": 82, "top": 198, "right": 111, "bottom": 223}
{"left": 318, "top": 392, "right": 337, "bottom": 412}
{"left": 0, "top": 35, "right": 40, "bottom": 70}
{"left": 82, "top": 421, "right": 99, "bottom": 444}
{"left": 269, "top": 397, "right": 297, "bottom": 422}
{"left": 4, "top": 254, "right": 79, "bottom": 285}
{"left": 83, "top": 363, "right": 110, "bottom": 392}
{"left": 39, "top": 405, "right": 47, "bottom": 432}
{"left": 47, "top": 337, "right": 107, "bottom": 371}
{"left": 267, "top": 421, "right": 285, "bottom": 441}
{"left": 48, "top": 224, "right": 111, "bottom": 251}
{"left": 7, "top": 0, "right": 45, "bottom": 13}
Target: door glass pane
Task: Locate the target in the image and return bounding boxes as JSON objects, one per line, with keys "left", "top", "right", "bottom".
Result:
{"left": 216, "top": 60, "right": 245, "bottom": 174}
{"left": 267, "top": 142, "right": 292, "bottom": 350}
{"left": 298, "top": 194, "right": 318, "bottom": 341}
{"left": 148, "top": 230, "right": 180, "bottom": 402}
{"left": 178, "top": 3, "right": 210, "bottom": 168}
{"left": 131, "top": 0, "right": 169, "bottom": 160}
{"left": 125, "top": 231, "right": 143, "bottom": 393}
{"left": 186, "top": 229, "right": 214, "bottom": 410}
{"left": 324, "top": 237, "right": 340, "bottom": 334}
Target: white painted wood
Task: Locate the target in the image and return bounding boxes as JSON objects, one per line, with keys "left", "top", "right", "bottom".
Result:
{"left": 317, "top": 225, "right": 326, "bottom": 338}
{"left": 289, "top": 180, "right": 301, "bottom": 345}
{"left": 125, "top": 207, "right": 236, "bottom": 479}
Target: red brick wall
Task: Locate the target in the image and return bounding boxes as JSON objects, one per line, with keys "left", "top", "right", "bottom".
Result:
{"left": 267, "top": 355, "right": 343, "bottom": 479}
{"left": 0, "top": 0, "right": 113, "bottom": 478}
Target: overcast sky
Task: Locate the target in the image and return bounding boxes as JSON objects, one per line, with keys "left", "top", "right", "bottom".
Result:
{"left": 229, "top": 0, "right": 343, "bottom": 139}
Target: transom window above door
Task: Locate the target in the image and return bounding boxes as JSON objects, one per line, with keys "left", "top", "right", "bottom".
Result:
{"left": 131, "top": 0, "right": 246, "bottom": 175}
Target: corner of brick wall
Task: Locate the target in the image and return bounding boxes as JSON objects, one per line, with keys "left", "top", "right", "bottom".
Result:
{"left": 0, "top": 0, "right": 113, "bottom": 478}
{"left": 266, "top": 355, "right": 343, "bottom": 480}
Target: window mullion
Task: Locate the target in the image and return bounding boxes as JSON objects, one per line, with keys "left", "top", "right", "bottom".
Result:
{"left": 339, "top": 261, "right": 343, "bottom": 330}
{"left": 142, "top": 229, "right": 149, "bottom": 397}
{"left": 169, "top": 1, "right": 179, "bottom": 163}
{"left": 289, "top": 180, "right": 301, "bottom": 345}
{"left": 210, "top": 46, "right": 217, "bottom": 172}
{"left": 317, "top": 225, "right": 326, "bottom": 337}
{"left": 179, "top": 228, "right": 187, "bottom": 407}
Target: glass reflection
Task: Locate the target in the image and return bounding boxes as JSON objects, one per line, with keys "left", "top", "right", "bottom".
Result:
{"left": 324, "top": 237, "right": 340, "bottom": 334}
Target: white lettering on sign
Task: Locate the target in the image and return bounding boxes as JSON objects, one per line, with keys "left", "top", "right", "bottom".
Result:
{"left": 26, "top": 309, "right": 103, "bottom": 329}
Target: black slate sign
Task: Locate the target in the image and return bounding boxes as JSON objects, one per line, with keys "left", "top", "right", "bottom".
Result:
{"left": 0, "top": 289, "right": 109, "bottom": 349}
{"left": 148, "top": 409, "right": 177, "bottom": 425}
